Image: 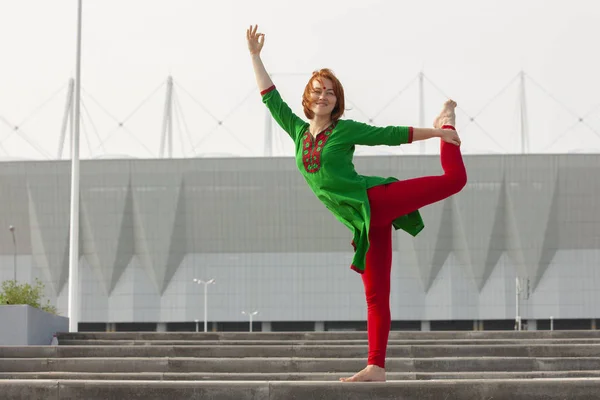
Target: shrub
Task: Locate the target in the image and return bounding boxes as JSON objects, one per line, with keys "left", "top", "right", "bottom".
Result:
{"left": 0, "top": 279, "right": 58, "bottom": 315}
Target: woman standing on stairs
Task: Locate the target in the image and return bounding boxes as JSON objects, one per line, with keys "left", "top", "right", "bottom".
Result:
{"left": 246, "top": 24, "right": 467, "bottom": 382}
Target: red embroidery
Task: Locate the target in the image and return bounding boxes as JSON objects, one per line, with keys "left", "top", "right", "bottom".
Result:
{"left": 302, "top": 122, "right": 335, "bottom": 173}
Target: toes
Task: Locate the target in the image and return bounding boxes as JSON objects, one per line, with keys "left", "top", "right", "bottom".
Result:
{"left": 443, "top": 99, "right": 457, "bottom": 110}
{"left": 340, "top": 371, "right": 365, "bottom": 382}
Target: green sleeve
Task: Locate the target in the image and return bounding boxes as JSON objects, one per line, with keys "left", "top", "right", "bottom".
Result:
{"left": 341, "top": 119, "right": 413, "bottom": 146}
{"left": 261, "top": 86, "right": 306, "bottom": 142}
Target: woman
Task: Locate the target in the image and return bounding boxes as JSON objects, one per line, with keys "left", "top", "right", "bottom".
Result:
{"left": 246, "top": 25, "right": 467, "bottom": 382}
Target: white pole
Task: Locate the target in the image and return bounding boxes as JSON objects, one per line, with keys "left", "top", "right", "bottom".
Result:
{"left": 519, "top": 71, "right": 529, "bottom": 154}
{"left": 167, "top": 82, "right": 173, "bottom": 159}
{"left": 58, "top": 79, "right": 75, "bottom": 159}
{"left": 9, "top": 226, "right": 16, "bottom": 281}
{"left": 68, "top": 0, "right": 83, "bottom": 333}
{"left": 159, "top": 76, "right": 174, "bottom": 158}
{"left": 515, "top": 277, "right": 521, "bottom": 331}
{"left": 203, "top": 283, "right": 208, "bottom": 332}
{"left": 193, "top": 278, "right": 215, "bottom": 333}
{"left": 418, "top": 71, "right": 426, "bottom": 154}
{"left": 69, "top": 89, "right": 74, "bottom": 159}
{"left": 242, "top": 311, "right": 258, "bottom": 332}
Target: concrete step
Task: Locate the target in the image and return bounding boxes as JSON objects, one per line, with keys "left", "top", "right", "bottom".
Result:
{"left": 3, "top": 370, "right": 600, "bottom": 381}
{"left": 2, "top": 378, "right": 600, "bottom": 400}
{"left": 2, "top": 357, "right": 600, "bottom": 373}
{"left": 3, "top": 344, "right": 600, "bottom": 359}
{"left": 56, "top": 330, "right": 600, "bottom": 341}
{"left": 8, "top": 331, "right": 600, "bottom": 398}
{"left": 56, "top": 338, "right": 600, "bottom": 346}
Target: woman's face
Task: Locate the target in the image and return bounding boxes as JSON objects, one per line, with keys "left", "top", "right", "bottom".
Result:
{"left": 309, "top": 78, "right": 337, "bottom": 119}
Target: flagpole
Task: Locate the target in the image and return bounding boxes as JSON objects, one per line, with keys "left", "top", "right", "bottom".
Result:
{"left": 68, "top": 0, "right": 83, "bottom": 332}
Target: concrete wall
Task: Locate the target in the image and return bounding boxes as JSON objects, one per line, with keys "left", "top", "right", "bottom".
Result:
{"left": 0, "top": 155, "right": 598, "bottom": 324}
{"left": 0, "top": 305, "right": 68, "bottom": 345}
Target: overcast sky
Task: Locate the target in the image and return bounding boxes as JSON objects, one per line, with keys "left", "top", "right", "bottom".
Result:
{"left": 0, "top": 0, "right": 598, "bottom": 160}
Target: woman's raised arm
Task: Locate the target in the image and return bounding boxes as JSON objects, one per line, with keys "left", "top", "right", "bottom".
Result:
{"left": 247, "top": 25, "right": 274, "bottom": 92}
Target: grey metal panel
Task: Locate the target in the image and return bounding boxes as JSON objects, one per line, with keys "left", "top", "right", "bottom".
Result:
{"left": 557, "top": 164, "right": 600, "bottom": 249}
{"left": 456, "top": 156, "right": 505, "bottom": 290}
{"left": 183, "top": 165, "right": 346, "bottom": 254}
{"left": 80, "top": 163, "right": 134, "bottom": 294}
{"left": 26, "top": 162, "right": 71, "bottom": 295}
{"left": 80, "top": 259, "right": 108, "bottom": 322}
{"left": 504, "top": 156, "right": 558, "bottom": 287}
{"left": 412, "top": 196, "right": 450, "bottom": 291}
{"left": 0, "top": 154, "right": 599, "bottom": 323}
{"left": 130, "top": 162, "right": 185, "bottom": 293}
{"left": 0, "top": 164, "right": 32, "bottom": 257}
{"left": 478, "top": 256, "right": 516, "bottom": 320}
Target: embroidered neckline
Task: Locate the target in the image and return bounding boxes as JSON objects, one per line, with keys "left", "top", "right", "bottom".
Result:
{"left": 301, "top": 122, "right": 336, "bottom": 174}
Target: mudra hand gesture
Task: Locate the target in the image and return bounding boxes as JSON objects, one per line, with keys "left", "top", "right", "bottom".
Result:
{"left": 246, "top": 25, "right": 265, "bottom": 55}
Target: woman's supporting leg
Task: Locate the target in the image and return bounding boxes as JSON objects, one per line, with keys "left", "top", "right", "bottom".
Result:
{"left": 362, "top": 224, "right": 393, "bottom": 368}
{"left": 340, "top": 220, "right": 392, "bottom": 382}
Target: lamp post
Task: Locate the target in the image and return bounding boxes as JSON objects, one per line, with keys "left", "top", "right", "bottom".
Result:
{"left": 515, "top": 276, "right": 530, "bottom": 331}
{"left": 192, "top": 278, "right": 215, "bottom": 332}
{"left": 515, "top": 277, "right": 521, "bottom": 331}
{"left": 242, "top": 311, "right": 258, "bottom": 332}
{"left": 68, "top": 0, "right": 84, "bottom": 333}
{"left": 8, "top": 226, "right": 16, "bottom": 282}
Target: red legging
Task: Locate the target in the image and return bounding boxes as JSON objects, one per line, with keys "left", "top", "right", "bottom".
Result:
{"left": 363, "top": 127, "right": 467, "bottom": 368}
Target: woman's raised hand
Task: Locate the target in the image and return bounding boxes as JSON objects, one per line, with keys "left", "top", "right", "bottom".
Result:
{"left": 246, "top": 25, "right": 265, "bottom": 55}
{"left": 247, "top": 24, "right": 274, "bottom": 91}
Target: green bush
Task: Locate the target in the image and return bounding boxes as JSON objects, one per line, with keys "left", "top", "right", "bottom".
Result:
{"left": 0, "top": 279, "right": 58, "bottom": 315}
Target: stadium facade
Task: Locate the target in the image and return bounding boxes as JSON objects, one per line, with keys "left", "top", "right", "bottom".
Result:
{"left": 0, "top": 154, "right": 599, "bottom": 332}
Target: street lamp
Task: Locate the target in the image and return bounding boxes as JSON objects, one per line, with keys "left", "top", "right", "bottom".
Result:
{"left": 515, "top": 276, "right": 530, "bottom": 331}
{"left": 8, "top": 226, "right": 16, "bottom": 282}
{"left": 242, "top": 310, "right": 258, "bottom": 332}
{"left": 515, "top": 277, "right": 521, "bottom": 331}
{"left": 192, "top": 278, "right": 215, "bottom": 332}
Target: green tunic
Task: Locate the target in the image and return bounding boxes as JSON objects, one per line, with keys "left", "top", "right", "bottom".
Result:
{"left": 262, "top": 86, "right": 424, "bottom": 272}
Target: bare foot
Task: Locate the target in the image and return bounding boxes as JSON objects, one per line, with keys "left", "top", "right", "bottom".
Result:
{"left": 339, "top": 364, "right": 386, "bottom": 382}
{"left": 433, "top": 99, "right": 457, "bottom": 129}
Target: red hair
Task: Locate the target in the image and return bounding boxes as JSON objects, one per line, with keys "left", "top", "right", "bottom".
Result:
{"left": 301, "top": 69, "right": 345, "bottom": 121}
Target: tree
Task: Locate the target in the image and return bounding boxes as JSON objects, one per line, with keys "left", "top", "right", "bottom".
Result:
{"left": 0, "top": 279, "right": 58, "bottom": 315}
